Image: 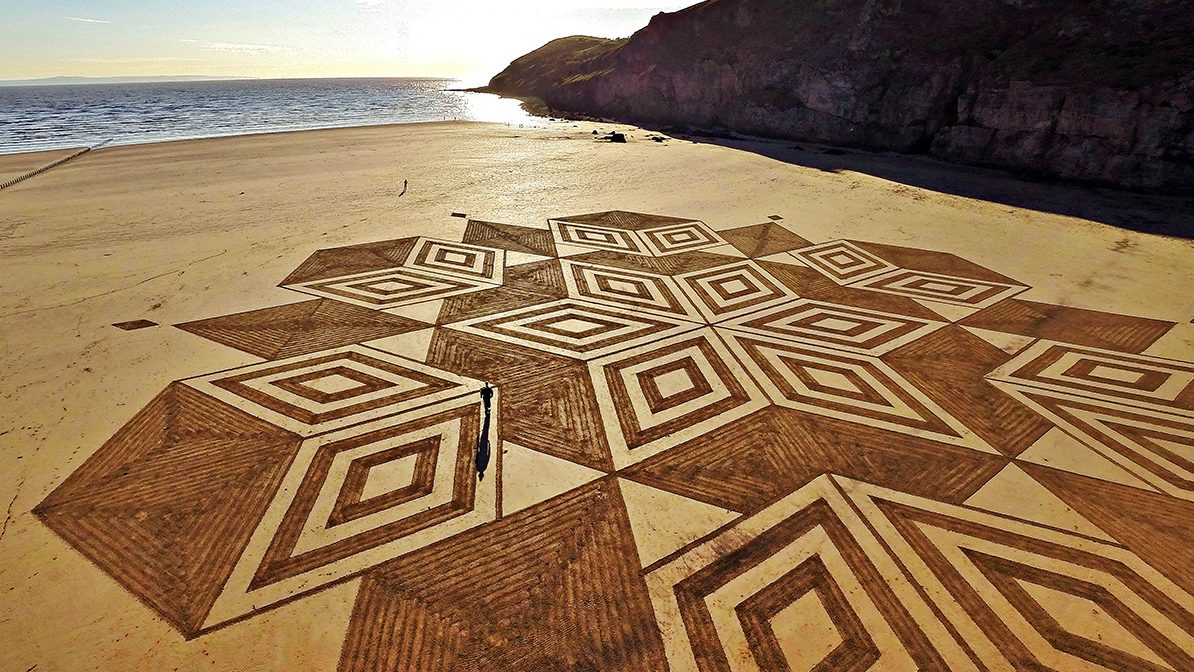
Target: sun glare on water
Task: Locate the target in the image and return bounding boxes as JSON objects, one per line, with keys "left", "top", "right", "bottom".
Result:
{"left": 461, "top": 91, "right": 543, "bottom": 125}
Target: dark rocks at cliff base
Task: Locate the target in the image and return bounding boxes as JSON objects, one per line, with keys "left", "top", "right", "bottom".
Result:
{"left": 481, "top": 0, "right": 1194, "bottom": 193}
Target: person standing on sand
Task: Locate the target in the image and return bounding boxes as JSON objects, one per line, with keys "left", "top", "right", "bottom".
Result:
{"left": 476, "top": 383, "right": 494, "bottom": 480}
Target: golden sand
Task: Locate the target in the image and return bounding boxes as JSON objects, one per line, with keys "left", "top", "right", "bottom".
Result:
{"left": 2, "top": 120, "right": 1193, "bottom": 670}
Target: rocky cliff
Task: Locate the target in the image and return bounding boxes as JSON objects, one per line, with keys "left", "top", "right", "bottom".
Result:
{"left": 483, "top": 0, "right": 1194, "bottom": 192}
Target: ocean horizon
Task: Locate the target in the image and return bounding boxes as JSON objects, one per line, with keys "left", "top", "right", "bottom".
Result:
{"left": 0, "top": 77, "right": 540, "bottom": 155}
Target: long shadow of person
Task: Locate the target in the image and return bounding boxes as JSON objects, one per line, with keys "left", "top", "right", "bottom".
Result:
{"left": 476, "top": 382, "right": 494, "bottom": 480}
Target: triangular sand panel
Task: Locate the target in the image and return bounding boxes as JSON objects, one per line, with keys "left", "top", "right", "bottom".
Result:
{"left": 1018, "top": 428, "right": 1155, "bottom": 490}
{"left": 756, "top": 251, "right": 808, "bottom": 266}
{"left": 617, "top": 478, "right": 738, "bottom": 568}
{"left": 965, "top": 464, "right": 1114, "bottom": 541}
{"left": 505, "top": 250, "right": 554, "bottom": 267}
{"left": 553, "top": 242, "right": 599, "bottom": 258}
{"left": 501, "top": 443, "right": 604, "bottom": 516}
{"left": 961, "top": 326, "right": 1036, "bottom": 355}
{"left": 382, "top": 298, "right": 444, "bottom": 325}
{"left": 914, "top": 298, "right": 979, "bottom": 323}
{"left": 364, "top": 328, "right": 436, "bottom": 363}
{"left": 701, "top": 243, "right": 749, "bottom": 258}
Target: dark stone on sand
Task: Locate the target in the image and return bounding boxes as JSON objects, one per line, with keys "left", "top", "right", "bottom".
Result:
{"left": 112, "top": 320, "right": 158, "bottom": 331}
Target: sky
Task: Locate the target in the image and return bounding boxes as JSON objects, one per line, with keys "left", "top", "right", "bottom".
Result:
{"left": 0, "top": 0, "right": 692, "bottom": 85}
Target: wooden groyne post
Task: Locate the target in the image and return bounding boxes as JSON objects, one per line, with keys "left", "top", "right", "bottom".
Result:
{"left": 0, "top": 139, "right": 112, "bottom": 191}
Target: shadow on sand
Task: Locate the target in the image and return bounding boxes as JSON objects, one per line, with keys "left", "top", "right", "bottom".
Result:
{"left": 678, "top": 134, "right": 1194, "bottom": 240}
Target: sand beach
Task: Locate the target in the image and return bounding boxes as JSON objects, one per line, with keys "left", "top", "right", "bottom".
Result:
{"left": 2, "top": 120, "right": 1194, "bottom": 670}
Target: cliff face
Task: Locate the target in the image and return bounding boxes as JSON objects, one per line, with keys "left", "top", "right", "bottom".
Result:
{"left": 485, "top": 0, "right": 1194, "bottom": 192}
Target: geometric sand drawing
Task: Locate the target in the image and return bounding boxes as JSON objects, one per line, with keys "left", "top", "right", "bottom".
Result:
{"left": 401, "top": 236, "right": 506, "bottom": 284}
{"left": 650, "top": 474, "right": 1194, "bottom": 671}
{"left": 792, "top": 239, "right": 897, "bottom": 284}
{"left": 560, "top": 259, "right": 705, "bottom": 321}
{"left": 854, "top": 268, "right": 1027, "bottom": 308}
{"left": 33, "top": 210, "right": 1194, "bottom": 668}
{"left": 718, "top": 328, "right": 998, "bottom": 453}
{"left": 283, "top": 265, "right": 494, "bottom": 309}
{"left": 718, "top": 298, "right": 946, "bottom": 354}
{"left": 185, "top": 344, "right": 481, "bottom": 435}
{"left": 675, "top": 260, "right": 796, "bottom": 323}
{"left": 447, "top": 298, "right": 702, "bottom": 360}
{"left": 588, "top": 328, "right": 769, "bottom": 468}
{"left": 202, "top": 392, "right": 499, "bottom": 629}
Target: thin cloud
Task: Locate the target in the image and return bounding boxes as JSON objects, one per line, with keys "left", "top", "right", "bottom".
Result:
{"left": 66, "top": 57, "right": 205, "bottom": 64}
{"left": 355, "top": 0, "right": 388, "bottom": 12}
{"left": 205, "top": 42, "right": 289, "bottom": 54}
{"left": 65, "top": 16, "right": 111, "bottom": 24}
{"left": 180, "top": 39, "right": 289, "bottom": 54}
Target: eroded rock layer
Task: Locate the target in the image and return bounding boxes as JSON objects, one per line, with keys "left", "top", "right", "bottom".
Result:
{"left": 485, "top": 0, "right": 1194, "bottom": 192}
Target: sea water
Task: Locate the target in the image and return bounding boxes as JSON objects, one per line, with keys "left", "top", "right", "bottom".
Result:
{"left": 0, "top": 77, "right": 537, "bottom": 154}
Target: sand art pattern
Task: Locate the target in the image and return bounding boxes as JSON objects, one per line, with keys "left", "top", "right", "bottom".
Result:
{"left": 34, "top": 211, "right": 1194, "bottom": 670}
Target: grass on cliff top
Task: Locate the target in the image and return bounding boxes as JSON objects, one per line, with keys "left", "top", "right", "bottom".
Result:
{"left": 488, "top": 36, "right": 626, "bottom": 93}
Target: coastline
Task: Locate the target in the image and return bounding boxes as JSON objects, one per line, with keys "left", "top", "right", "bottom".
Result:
{"left": 2, "top": 119, "right": 1192, "bottom": 671}
{"left": 0, "top": 114, "right": 545, "bottom": 157}
{"left": 0, "top": 85, "right": 539, "bottom": 156}
{"left": 0, "top": 117, "right": 547, "bottom": 159}
{"left": 463, "top": 86, "right": 553, "bottom": 117}
{"left": 6, "top": 116, "right": 1190, "bottom": 237}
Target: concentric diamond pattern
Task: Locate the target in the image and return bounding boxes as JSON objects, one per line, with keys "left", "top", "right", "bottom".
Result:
{"left": 35, "top": 210, "right": 1194, "bottom": 671}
